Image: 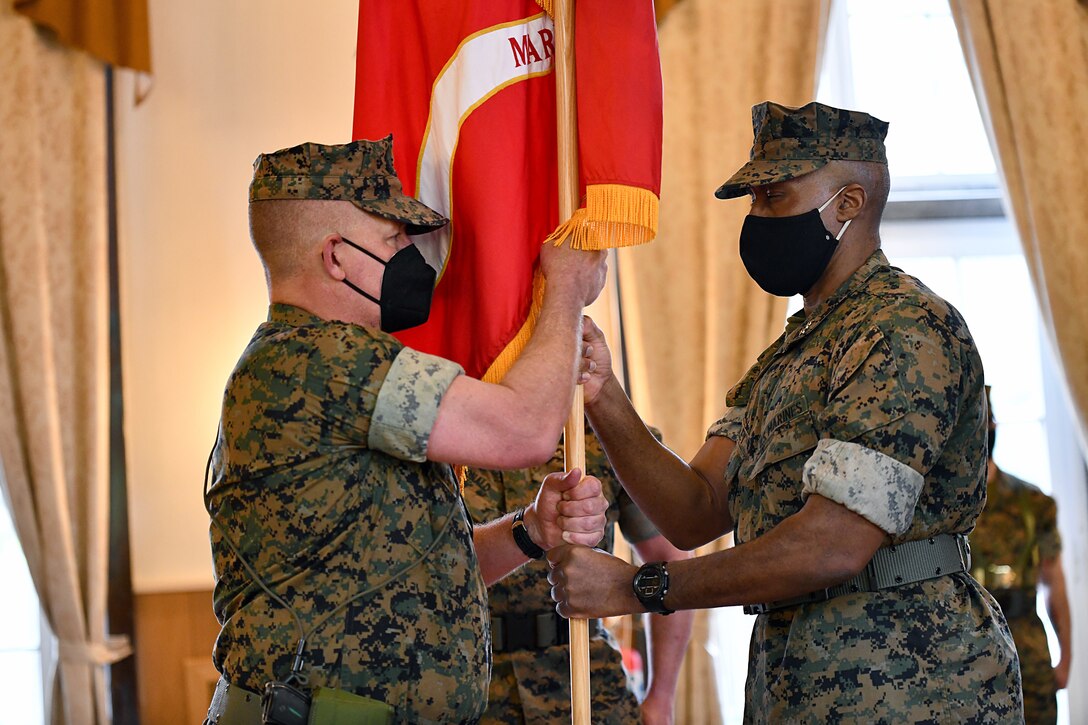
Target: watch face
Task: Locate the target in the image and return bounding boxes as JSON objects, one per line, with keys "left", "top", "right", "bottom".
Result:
{"left": 635, "top": 570, "right": 663, "bottom": 597}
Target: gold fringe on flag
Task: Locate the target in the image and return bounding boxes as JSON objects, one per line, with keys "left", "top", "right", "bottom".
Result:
{"left": 543, "top": 183, "right": 659, "bottom": 250}
{"left": 534, "top": 0, "right": 554, "bottom": 17}
{"left": 482, "top": 269, "right": 547, "bottom": 384}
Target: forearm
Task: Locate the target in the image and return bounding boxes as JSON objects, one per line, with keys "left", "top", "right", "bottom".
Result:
{"left": 587, "top": 376, "right": 732, "bottom": 548}
{"left": 1045, "top": 574, "right": 1072, "bottom": 665}
{"left": 473, "top": 512, "right": 532, "bottom": 587}
{"left": 663, "top": 496, "right": 884, "bottom": 612}
{"left": 429, "top": 279, "right": 588, "bottom": 469}
{"left": 490, "top": 280, "right": 586, "bottom": 459}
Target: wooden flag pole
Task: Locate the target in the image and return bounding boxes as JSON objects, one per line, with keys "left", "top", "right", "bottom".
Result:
{"left": 553, "top": 1, "right": 591, "bottom": 723}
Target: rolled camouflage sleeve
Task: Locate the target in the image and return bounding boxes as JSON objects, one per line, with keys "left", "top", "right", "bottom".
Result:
{"left": 707, "top": 406, "right": 745, "bottom": 441}
{"left": 814, "top": 313, "right": 970, "bottom": 534}
{"left": 369, "top": 348, "right": 463, "bottom": 462}
{"left": 801, "top": 439, "right": 924, "bottom": 535}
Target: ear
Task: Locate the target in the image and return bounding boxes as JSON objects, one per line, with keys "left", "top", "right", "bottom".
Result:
{"left": 320, "top": 234, "right": 346, "bottom": 281}
{"left": 836, "top": 184, "right": 867, "bottom": 222}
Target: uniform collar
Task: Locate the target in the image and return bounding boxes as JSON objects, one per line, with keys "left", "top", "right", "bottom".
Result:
{"left": 782, "top": 249, "right": 890, "bottom": 348}
{"left": 726, "top": 250, "right": 890, "bottom": 407}
{"left": 268, "top": 303, "right": 325, "bottom": 327}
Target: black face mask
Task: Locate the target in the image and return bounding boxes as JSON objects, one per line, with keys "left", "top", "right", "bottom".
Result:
{"left": 340, "top": 237, "right": 436, "bottom": 332}
{"left": 739, "top": 186, "right": 851, "bottom": 297}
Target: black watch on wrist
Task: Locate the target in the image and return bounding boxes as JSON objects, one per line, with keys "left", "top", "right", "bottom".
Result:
{"left": 632, "top": 561, "right": 674, "bottom": 615}
{"left": 511, "top": 507, "right": 545, "bottom": 560}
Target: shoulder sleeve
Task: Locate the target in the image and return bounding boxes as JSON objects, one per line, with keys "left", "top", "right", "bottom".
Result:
{"left": 369, "top": 347, "right": 464, "bottom": 462}
{"left": 822, "top": 310, "right": 965, "bottom": 472}
{"left": 707, "top": 406, "right": 745, "bottom": 442}
{"left": 806, "top": 307, "right": 969, "bottom": 534}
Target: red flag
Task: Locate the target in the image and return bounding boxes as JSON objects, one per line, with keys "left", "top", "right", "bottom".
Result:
{"left": 353, "top": 0, "right": 661, "bottom": 382}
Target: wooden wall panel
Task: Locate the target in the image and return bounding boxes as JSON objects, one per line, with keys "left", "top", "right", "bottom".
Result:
{"left": 134, "top": 590, "right": 220, "bottom": 725}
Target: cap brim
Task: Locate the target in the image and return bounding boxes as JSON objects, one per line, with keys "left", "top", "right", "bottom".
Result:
{"left": 355, "top": 194, "right": 449, "bottom": 236}
{"left": 714, "top": 158, "right": 828, "bottom": 199}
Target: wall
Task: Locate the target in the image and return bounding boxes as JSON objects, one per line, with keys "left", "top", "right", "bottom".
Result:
{"left": 133, "top": 590, "right": 220, "bottom": 723}
{"left": 114, "top": 0, "right": 360, "bottom": 594}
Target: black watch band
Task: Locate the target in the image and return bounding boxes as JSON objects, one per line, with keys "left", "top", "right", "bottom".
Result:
{"left": 632, "top": 561, "right": 674, "bottom": 615}
{"left": 512, "top": 508, "right": 545, "bottom": 560}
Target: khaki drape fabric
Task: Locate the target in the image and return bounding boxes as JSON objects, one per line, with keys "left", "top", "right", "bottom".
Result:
{"left": 949, "top": 0, "right": 1088, "bottom": 454}
{"left": 15, "top": 0, "right": 150, "bottom": 72}
{"left": 619, "top": 1, "right": 829, "bottom": 722}
{"left": 0, "top": 5, "right": 130, "bottom": 724}
{"left": 655, "top": 0, "right": 686, "bottom": 25}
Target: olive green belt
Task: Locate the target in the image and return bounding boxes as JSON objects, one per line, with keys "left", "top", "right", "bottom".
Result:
{"left": 743, "top": 533, "right": 971, "bottom": 615}
{"left": 203, "top": 677, "right": 262, "bottom": 725}
{"left": 491, "top": 611, "right": 602, "bottom": 652}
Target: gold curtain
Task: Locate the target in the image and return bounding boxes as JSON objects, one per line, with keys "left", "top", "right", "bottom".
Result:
{"left": 0, "top": 4, "right": 131, "bottom": 724}
{"left": 619, "top": 1, "right": 830, "bottom": 722}
{"left": 655, "top": 0, "right": 686, "bottom": 25}
{"left": 15, "top": 0, "right": 150, "bottom": 71}
{"left": 948, "top": 0, "right": 1088, "bottom": 453}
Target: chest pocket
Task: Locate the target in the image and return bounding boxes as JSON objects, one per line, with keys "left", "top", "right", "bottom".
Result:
{"left": 749, "top": 409, "right": 820, "bottom": 479}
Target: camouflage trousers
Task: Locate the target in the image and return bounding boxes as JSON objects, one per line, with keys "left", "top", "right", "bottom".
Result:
{"left": 479, "top": 639, "right": 642, "bottom": 724}
{"left": 743, "top": 578, "right": 1024, "bottom": 724}
{"left": 1008, "top": 613, "right": 1057, "bottom": 725}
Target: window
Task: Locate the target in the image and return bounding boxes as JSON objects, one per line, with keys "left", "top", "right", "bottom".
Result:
{"left": 0, "top": 481, "right": 48, "bottom": 723}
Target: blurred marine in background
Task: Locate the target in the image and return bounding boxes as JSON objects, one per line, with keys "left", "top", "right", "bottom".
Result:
{"left": 972, "top": 386, "right": 1072, "bottom": 724}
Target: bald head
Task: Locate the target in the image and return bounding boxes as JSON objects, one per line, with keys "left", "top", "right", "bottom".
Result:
{"left": 249, "top": 199, "right": 361, "bottom": 285}
{"left": 821, "top": 160, "right": 890, "bottom": 233}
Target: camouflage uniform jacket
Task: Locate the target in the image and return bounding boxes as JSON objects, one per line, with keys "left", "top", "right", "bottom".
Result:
{"left": 207, "top": 304, "right": 489, "bottom": 724}
{"left": 971, "top": 468, "right": 1061, "bottom": 601}
{"left": 708, "top": 251, "right": 1022, "bottom": 723}
{"left": 463, "top": 431, "right": 659, "bottom": 724}
{"left": 972, "top": 467, "right": 1061, "bottom": 723}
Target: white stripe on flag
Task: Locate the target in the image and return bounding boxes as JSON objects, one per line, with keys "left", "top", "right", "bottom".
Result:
{"left": 413, "top": 13, "right": 555, "bottom": 275}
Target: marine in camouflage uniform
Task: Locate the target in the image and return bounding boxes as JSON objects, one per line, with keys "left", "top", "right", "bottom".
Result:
{"left": 208, "top": 305, "right": 488, "bottom": 722}
{"left": 972, "top": 398, "right": 1068, "bottom": 724}
{"left": 205, "top": 137, "right": 609, "bottom": 724}
{"left": 465, "top": 429, "right": 690, "bottom": 724}
{"left": 546, "top": 101, "right": 1023, "bottom": 723}
{"left": 711, "top": 250, "right": 1019, "bottom": 722}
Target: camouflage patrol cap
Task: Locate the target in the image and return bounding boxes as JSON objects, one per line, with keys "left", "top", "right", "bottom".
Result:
{"left": 249, "top": 135, "right": 448, "bottom": 235}
{"left": 714, "top": 101, "right": 890, "bottom": 199}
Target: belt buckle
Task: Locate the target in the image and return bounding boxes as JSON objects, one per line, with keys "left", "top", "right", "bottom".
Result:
{"left": 535, "top": 612, "right": 560, "bottom": 648}
{"left": 490, "top": 616, "right": 505, "bottom": 652}
{"left": 957, "top": 535, "right": 972, "bottom": 571}
{"left": 742, "top": 603, "right": 769, "bottom": 615}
